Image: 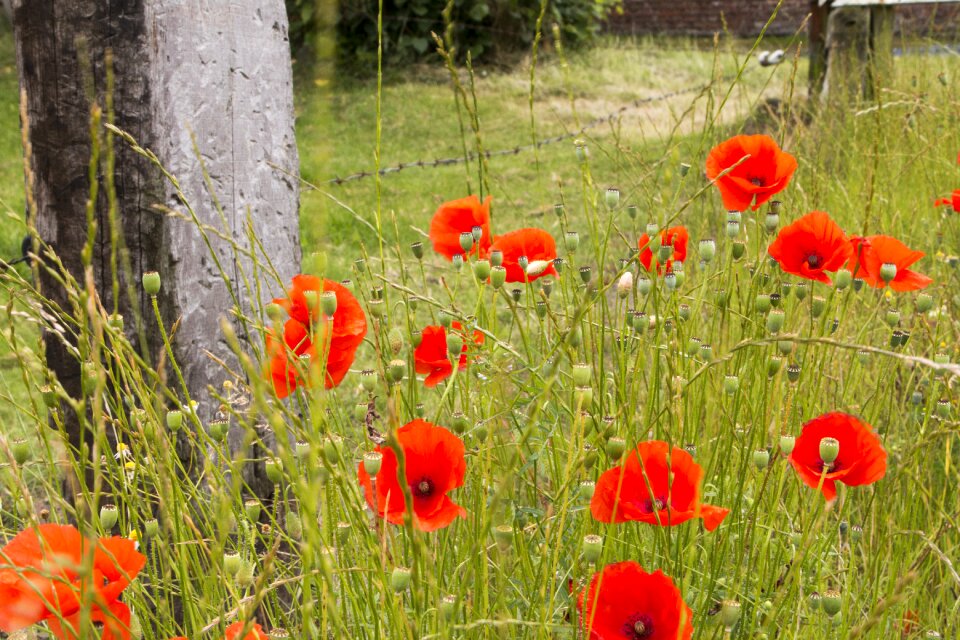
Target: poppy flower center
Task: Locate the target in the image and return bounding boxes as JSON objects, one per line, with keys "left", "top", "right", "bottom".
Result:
{"left": 415, "top": 478, "right": 434, "bottom": 497}
{"left": 624, "top": 613, "right": 654, "bottom": 638}
{"left": 749, "top": 175, "right": 765, "bottom": 187}
{"left": 641, "top": 496, "right": 668, "bottom": 513}
{"left": 805, "top": 253, "right": 822, "bottom": 269}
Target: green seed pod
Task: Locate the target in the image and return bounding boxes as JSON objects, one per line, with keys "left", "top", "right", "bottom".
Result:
{"left": 879, "top": 263, "right": 897, "bottom": 283}
{"left": 755, "top": 294, "right": 772, "bottom": 314}
{"left": 166, "top": 410, "right": 183, "bottom": 431}
{"left": 565, "top": 231, "right": 580, "bottom": 253}
{"left": 821, "top": 590, "right": 841, "bottom": 617}
{"left": 731, "top": 241, "right": 745, "bottom": 259}
{"left": 336, "top": 521, "right": 352, "bottom": 544}
{"left": 459, "top": 232, "right": 474, "bottom": 253}
{"left": 794, "top": 282, "right": 808, "bottom": 300}
{"left": 936, "top": 399, "right": 950, "bottom": 418}
{"left": 580, "top": 481, "right": 596, "bottom": 500}
{"left": 857, "top": 350, "right": 870, "bottom": 365}
{"left": 572, "top": 363, "right": 591, "bottom": 387}
{"left": 440, "top": 594, "right": 458, "bottom": 621}
{"left": 637, "top": 277, "right": 652, "bottom": 295}
{"left": 767, "top": 356, "right": 783, "bottom": 377}
{"left": 752, "top": 449, "right": 770, "bottom": 470}
{"left": 446, "top": 331, "right": 463, "bottom": 357}
{"left": 605, "top": 188, "right": 620, "bottom": 209}
{"left": 265, "top": 458, "right": 283, "bottom": 484}
{"left": 787, "top": 363, "right": 801, "bottom": 383}
{"left": 360, "top": 369, "right": 377, "bottom": 392}
{"left": 567, "top": 326, "right": 583, "bottom": 348}
{"left": 819, "top": 437, "right": 840, "bottom": 465}
{"left": 720, "top": 600, "right": 741, "bottom": 628}
{"left": 779, "top": 434, "right": 796, "bottom": 455}
{"left": 834, "top": 268, "right": 852, "bottom": 289}
{"left": 491, "top": 266, "right": 507, "bottom": 289}
{"left": 11, "top": 438, "right": 30, "bottom": 465}
{"left": 493, "top": 524, "right": 514, "bottom": 552}
{"left": 726, "top": 220, "right": 740, "bottom": 238}
{"left": 99, "top": 504, "right": 119, "bottom": 531}
{"left": 686, "top": 337, "right": 702, "bottom": 357}
{"left": 320, "top": 291, "right": 338, "bottom": 317}
{"left": 808, "top": 591, "right": 821, "bottom": 610}
{"left": 699, "top": 343, "right": 713, "bottom": 361}
{"left": 627, "top": 204, "right": 638, "bottom": 219}
{"left": 387, "top": 359, "right": 406, "bottom": 383}
{"left": 363, "top": 452, "right": 383, "bottom": 476}
{"left": 723, "top": 375, "right": 739, "bottom": 395}
{"left": 142, "top": 271, "right": 161, "bottom": 296}
{"left": 766, "top": 309, "right": 785, "bottom": 334}
{"left": 578, "top": 266, "right": 592, "bottom": 284}
{"left": 778, "top": 340, "right": 794, "bottom": 356}
{"left": 916, "top": 293, "right": 933, "bottom": 313}
{"left": 575, "top": 386, "right": 594, "bottom": 407}
{"left": 451, "top": 412, "right": 469, "bottom": 434}
{"left": 452, "top": 254, "right": 465, "bottom": 270}
{"left": 699, "top": 238, "right": 716, "bottom": 263}
{"left": 605, "top": 436, "right": 626, "bottom": 460}
{"left": 236, "top": 560, "right": 256, "bottom": 587}
{"left": 811, "top": 296, "right": 826, "bottom": 318}
{"left": 353, "top": 402, "right": 368, "bottom": 420}
{"left": 285, "top": 511, "right": 303, "bottom": 540}
{"left": 473, "top": 259, "right": 491, "bottom": 281}
{"left": 853, "top": 277, "right": 864, "bottom": 292}
{"left": 323, "top": 436, "right": 342, "bottom": 464}
{"left": 582, "top": 534, "right": 603, "bottom": 564}
{"left": 223, "top": 552, "right": 243, "bottom": 576}
{"left": 244, "top": 499, "right": 262, "bottom": 522}
{"left": 764, "top": 212, "right": 779, "bottom": 233}
{"left": 411, "top": 242, "right": 424, "bottom": 259}
{"left": 40, "top": 385, "right": 59, "bottom": 409}
{"left": 144, "top": 518, "right": 159, "bottom": 539}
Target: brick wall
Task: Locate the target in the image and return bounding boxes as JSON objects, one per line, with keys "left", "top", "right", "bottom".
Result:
{"left": 606, "top": 0, "right": 960, "bottom": 38}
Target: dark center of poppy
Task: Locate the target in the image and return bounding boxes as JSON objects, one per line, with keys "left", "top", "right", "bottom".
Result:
{"left": 806, "top": 253, "right": 822, "bottom": 269}
{"left": 624, "top": 613, "right": 654, "bottom": 639}
{"left": 817, "top": 460, "right": 841, "bottom": 473}
{"left": 641, "top": 496, "right": 668, "bottom": 513}
{"left": 414, "top": 478, "right": 434, "bottom": 497}
{"left": 749, "top": 176, "right": 765, "bottom": 187}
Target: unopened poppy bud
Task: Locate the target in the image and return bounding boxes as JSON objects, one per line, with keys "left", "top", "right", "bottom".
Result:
{"left": 755, "top": 294, "right": 772, "bottom": 314}
{"left": 244, "top": 499, "right": 262, "bottom": 522}
{"left": 223, "top": 552, "right": 243, "bottom": 576}
{"left": 387, "top": 359, "right": 406, "bottom": 383}
{"left": 767, "top": 356, "right": 782, "bottom": 377}
{"left": 936, "top": 398, "right": 950, "bottom": 418}
{"left": 767, "top": 309, "right": 785, "bottom": 334}
{"left": 578, "top": 266, "right": 592, "bottom": 284}
{"left": 99, "top": 504, "right": 119, "bottom": 531}
{"left": 281, "top": 511, "right": 302, "bottom": 540}
{"left": 575, "top": 386, "right": 593, "bottom": 407}
{"left": 390, "top": 567, "right": 412, "bottom": 592}
{"left": 473, "top": 259, "right": 491, "bottom": 280}
{"left": 731, "top": 241, "right": 745, "bottom": 259}
{"left": 491, "top": 266, "right": 507, "bottom": 289}
{"left": 605, "top": 436, "right": 626, "bottom": 460}
{"left": 916, "top": 293, "right": 933, "bottom": 313}
{"left": 627, "top": 204, "right": 638, "bottom": 219}
{"left": 572, "top": 363, "right": 591, "bottom": 387}
{"left": 10, "top": 438, "right": 30, "bottom": 464}
{"left": 452, "top": 254, "right": 464, "bottom": 270}
{"left": 451, "top": 412, "right": 469, "bottom": 434}
{"left": 885, "top": 309, "right": 900, "bottom": 327}
{"left": 753, "top": 449, "right": 770, "bottom": 470}
{"left": 821, "top": 590, "right": 841, "bottom": 617}
{"left": 834, "top": 268, "right": 852, "bottom": 289}
{"left": 605, "top": 188, "right": 620, "bottom": 209}
{"left": 726, "top": 220, "right": 740, "bottom": 238}
{"left": 411, "top": 242, "right": 424, "bottom": 259}
{"left": 699, "top": 238, "right": 716, "bottom": 263}
{"left": 616, "top": 271, "right": 633, "bottom": 298}
{"left": 779, "top": 434, "right": 795, "bottom": 455}
{"left": 720, "top": 600, "right": 741, "bottom": 628}
{"left": 363, "top": 451, "right": 383, "bottom": 476}
{"left": 265, "top": 458, "right": 283, "bottom": 484}
{"left": 493, "top": 524, "right": 514, "bottom": 552}
{"left": 142, "top": 271, "right": 161, "bottom": 296}
{"left": 811, "top": 296, "right": 826, "bottom": 318}
{"left": 582, "top": 534, "right": 603, "bottom": 564}
{"left": 526, "top": 260, "right": 550, "bottom": 278}
{"left": 723, "top": 375, "right": 739, "bottom": 395}
{"left": 819, "top": 437, "right": 840, "bottom": 465}
{"left": 764, "top": 212, "right": 779, "bottom": 233}
{"left": 637, "top": 277, "right": 652, "bottom": 295}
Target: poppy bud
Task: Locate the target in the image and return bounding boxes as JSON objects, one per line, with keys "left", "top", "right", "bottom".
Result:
{"left": 383, "top": 359, "right": 404, "bottom": 383}
{"left": 699, "top": 238, "right": 716, "bottom": 263}
{"left": 572, "top": 363, "right": 591, "bottom": 387}
{"left": 490, "top": 266, "right": 507, "bottom": 289}
{"left": 832, "top": 268, "right": 851, "bottom": 289}
{"left": 755, "top": 294, "right": 772, "bottom": 314}
{"left": 767, "top": 356, "right": 782, "bottom": 377}
{"left": 723, "top": 375, "right": 739, "bottom": 395}
{"left": 720, "top": 600, "right": 741, "bottom": 628}
{"left": 752, "top": 449, "right": 770, "bottom": 470}
{"left": 142, "top": 271, "right": 161, "bottom": 296}
{"left": 10, "top": 437, "right": 30, "bottom": 465}
{"left": 285, "top": 512, "right": 303, "bottom": 540}
{"left": 879, "top": 262, "right": 897, "bottom": 283}
{"left": 554, "top": 203, "right": 565, "bottom": 218}
{"left": 731, "top": 241, "right": 746, "bottom": 259}
{"left": 390, "top": 567, "right": 412, "bottom": 592}
{"left": 821, "top": 590, "right": 841, "bottom": 617}
{"left": 578, "top": 266, "right": 592, "bottom": 284}
{"left": 605, "top": 188, "right": 620, "bottom": 209}
{"left": 616, "top": 271, "right": 633, "bottom": 298}
{"left": 726, "top": 220, "right": 740, "bottom": 238}
{"left": 627, "top": 204, "right": 638, "bottom": 219}
{"left": 819, "top": 437, "right": 840, "bottom": 465}
{"left": 764, "top": 212, "right": 779, "bottom": 233}
{"left": 244, "top": 499, "right": 262, "bottom": 522}
{"left": 99, "top": 504, "right": 119, "bottom": 531}
{"left": 811, "top": 296, "right": 826, "bottom": 318}
{"left": 582, "top": 534, "right": 603, "bottom": 564}
{"left": 779, "top": 434, "right": 795, "bottom": 455}
{"left": 363, "top": 451, "right": 383, "bottom": 476}
{"left": 605, "top": 436, "right": 626, "bottom": 460}
{"left": 451, "top": 412, "right": 469, "bottom": 434}
{"left": 493, "top": 524, "right": 514, "bottom": 552}
{"left": 223, "top": 552, "right": 243, "bottom": 576}
{"left": 526, "top": 260, "right": 551, "bottom": 278}
{"left": 265, "top": 458, "right": 283, "bottom": 484}
{"left": 766, "top": 309, "right": 785, "bottom": 334}
{"left": 916, "top": 293, "right": 933, "bottom": 313}
{"left": 471, "top": 259, "right": 491, "bottom": 281}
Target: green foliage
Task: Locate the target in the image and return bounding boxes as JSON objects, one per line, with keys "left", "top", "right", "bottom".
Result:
{"left": 334, "top": 0, "right": 620, "bottom": 73}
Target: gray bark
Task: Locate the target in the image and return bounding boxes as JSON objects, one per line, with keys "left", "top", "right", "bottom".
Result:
{"left": 12, "top": 1, "right": 300, "bottom": 496}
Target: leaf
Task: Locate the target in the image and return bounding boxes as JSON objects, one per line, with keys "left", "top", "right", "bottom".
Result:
{"left": 468, "top": 2, "right": 490, "bottom": 22}
{"left": 410, "top": 37, "right": 429, "bottom": 54}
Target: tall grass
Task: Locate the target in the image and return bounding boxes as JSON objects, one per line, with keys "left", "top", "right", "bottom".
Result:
{"left": 0, "top": 12, "right": 959, "bottom": 640}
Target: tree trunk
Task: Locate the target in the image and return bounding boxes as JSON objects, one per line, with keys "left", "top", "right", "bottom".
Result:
{"left": 12, "top": 0, "right": 300, "bottom": 500}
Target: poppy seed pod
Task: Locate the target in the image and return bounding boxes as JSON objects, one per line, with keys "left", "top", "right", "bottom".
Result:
{"left": 679, "top": 162, "right": 691, "bottom": 176}
{"left": 767, "top": 309, "right": 785, "bottom": 334}
{"left": 265, "top": 458, "right": 284, "bottom": 484}
{"left": 166, "top": 409, "right": 183, "bottom": 431}
{"left": 367, "top": 298, "right": 385, "bottom": 319}
{"left": 318, "top": 291, "right": 337, "bottom": 317}
{"left": 575, "top": 386, "right": 594, "bottom": 407}
{"left": 578, "top": 266, "right": 592, "bottom": 284}
{"left": 916, "top": 292, "right": 933, "bottom": 313}
{"left": 605, "top": 188, "right": 620, "bottom": 209}
{"left": 580, "top": 480, "right": 596, "bottom": 500}
{"left": 451, "top": 254, "right": 464, "bottom": 270}
{"left": 295, "top": 440, "right": 311, "bottom": 459}
{"left": 11, "top": 438, "right": 30, "bottom": 465}
{"left": 572, "top": 363, "right": 591, "bottom": 387}
{"left": 779, "top": 434, "right": 796, "bottom": 455}
{"left": 637, "top": 277, "right": 652, "bottom": 295}
{"left": 223, "top": 552, "right": 243, "bottom": 576}
{"left": 699, "top": 343, "right": 713, "bottom": 361}
{"left": 471, "top": 225, "right": 483, "bottom": 243}
{"left": 769, "top": 200, "right": 782, "bottom": 215}
{"left": 731, "top": 240, "right": 746, "bottom": 259}
{"left": 627, "top": 204, "right": 638, "bottom": 219}
{"left": 362, "top": 451, "right": 383, "bottom": 476}
{"left": 302, "top": 290, "right": 319, "bottom": 312}
{"left": 388, "top": 327, "right": 404, "bottom": 355}
{"left": 554, "top": 203, "right": 565, "bottom": 218}
{"left": 491, "top": 266, "right": 506, "bottom": 289}
{"left": 390, "top": 567, "right": 412, "bottom": 592}
{"left": 853, "top": 277, "right": 864, "bottom": 292}
{"left": 145, "top": 518, "right": 160, "bottom": 540}
{"left": 516, "top": 255, "right": 529, "bottom": 271}
{"left": 767, "top": 356, "right": 782, "bottom": 376}
{"left": 787, "top": 363, "right": 801, "bottom": 382}
{"left": 794, "top": 282, "right": 808, "bottom": 300}
{"left": 244, "top": 500, "right": 262, "bottom": 522}
{"left": 811, "top": 296, "right": 826, "bottom": 318}
{"left": 699, "top": 238, "right": 716, "bottom": 262}
{"left": 387, "top": 359, "right": 406, "bottom": 383}
{"left": 753, "top": 449, "right": 770, "bottom": 470}
{"left": 936, "top": 399, "right": 950, "bottom": 418}
{"left": 99, "top": 505, "right": 119, "bottom": 531}
{"left": 821, "top": 590, "right": 841, "bottom": 617}
{"left": 493, "top": 524, "right": 514, "bottom": 552}
{"left": 770, "top": 292, "right": 782, "bottom": 308}
{"left": 473, "top": 259, "right": 491, "bottom": 280}
{"left": 885, "top": 309, "right": 901, "bottom": 327}
{"left": 445, "top": 332, "right": 463, "bottom": 358}
{"left": 755, "top": 294, "right": 772, "bottom": 314}
{"left": 575, "top": 142, "right": 588, "bottom": 163}
{"left": 726, "top": 220, "right": 741, "bottom": 238}
{"left": 605, "top": 436, "right": 626, "bottom": 460}
{"left": 458, "top": 231, "right": 474, "bottom": 254}
{"left": 678, "top": 304, "right": 691, "bottom": 321}
{"left": 285, "top": 512, "right": 303, "bottom": 540}
{"left": 879, "top": 262, "right": 897, "bottom": 283}
{"left": 778, "top": 340, "right": 794, "bottom": 355}
{"left": 720, "top": 600, "right": 741, "bottom": 628}
{"left": 764, "top": 212, "right": 779, "bottom": 233}
{"left": 664, "top": 272, "right": 678, "bottom": 291}
{"left": 819, "top": 437, "right": 840, "bottom": 465}
{"left": 451, "top": 412, "right": 469, "bottom": 434}
{"left": 142, "top": 271, "right": 161, "bottom": 296}
{"left": 723, "top": 375, "right": 739, "bottom": 395}
{"left": 657, "top": 243, "right": 673, "bottom": 263}
{"left": 834, "top": 268, "right": 852, "bottom": 289}
{"left": 582, "top": 534, "right": 603, "bottom": 564}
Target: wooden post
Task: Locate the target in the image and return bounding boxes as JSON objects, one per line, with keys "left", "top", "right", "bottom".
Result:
{"left": 868, "top": 5, "right": 896, "bottom": 99}
{"left": 819, "top": 1, "right": 898, "bottom": 103}
{"left": 808, "top": 0, "right": 830, "bottom": 101}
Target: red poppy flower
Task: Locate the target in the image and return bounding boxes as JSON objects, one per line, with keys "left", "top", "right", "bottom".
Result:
{"left": 706, "top": 134, "right": 798, "bottom": 211}
{"left": 429, "top": 195, "right": 493, "bottom": 260}
{"left": 847, "top": 235, "right": 932, "bottom": 292}
{"left": 767, "top": 211, "right": 852, "bottom": 284}
{"left": 224, "top": 621, "right": 269, "bottom": 640}
{"left": 934, "top": 189, "right": 960, "bottom": 213}
{"left": 267, "top": 276, "right": 367, "bottom": 397}
{"left": 0, "top": 524, "right": 145, "bottom": 639}
{"left": 788, "top": 412, "right": 887, "bottom": 501}
{"left": 413, "top": 322, "right": 484, "bottom": 388}
{"left": 638, "top": 226, "right": 688, "bottom": 274}
{"left": 489, "top": 228, "right": 557, "bottom": 283}
{"left": 578, "top": 561, "right": 693, "bottom": 640}
{"left": 357, "top": 419, "right": 467, "bottom": 531}
{"left": 590, "top": 440, "right": 729, "bottom": 532}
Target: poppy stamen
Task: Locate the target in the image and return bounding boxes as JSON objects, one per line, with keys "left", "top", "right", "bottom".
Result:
{"left": 642, "top": 496, "right": 667, "bottom": 513}
{"left": 624, "top": 613, "right": 655, "bottom": 638}
{"left": 806, "top": 254, "right": 822, "bottom": 268}
{"left": 415, "top": 478, "right": 434, "bottom": 497}
{"left": 750, "top": 176, "right": 764, "bottom": 186}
